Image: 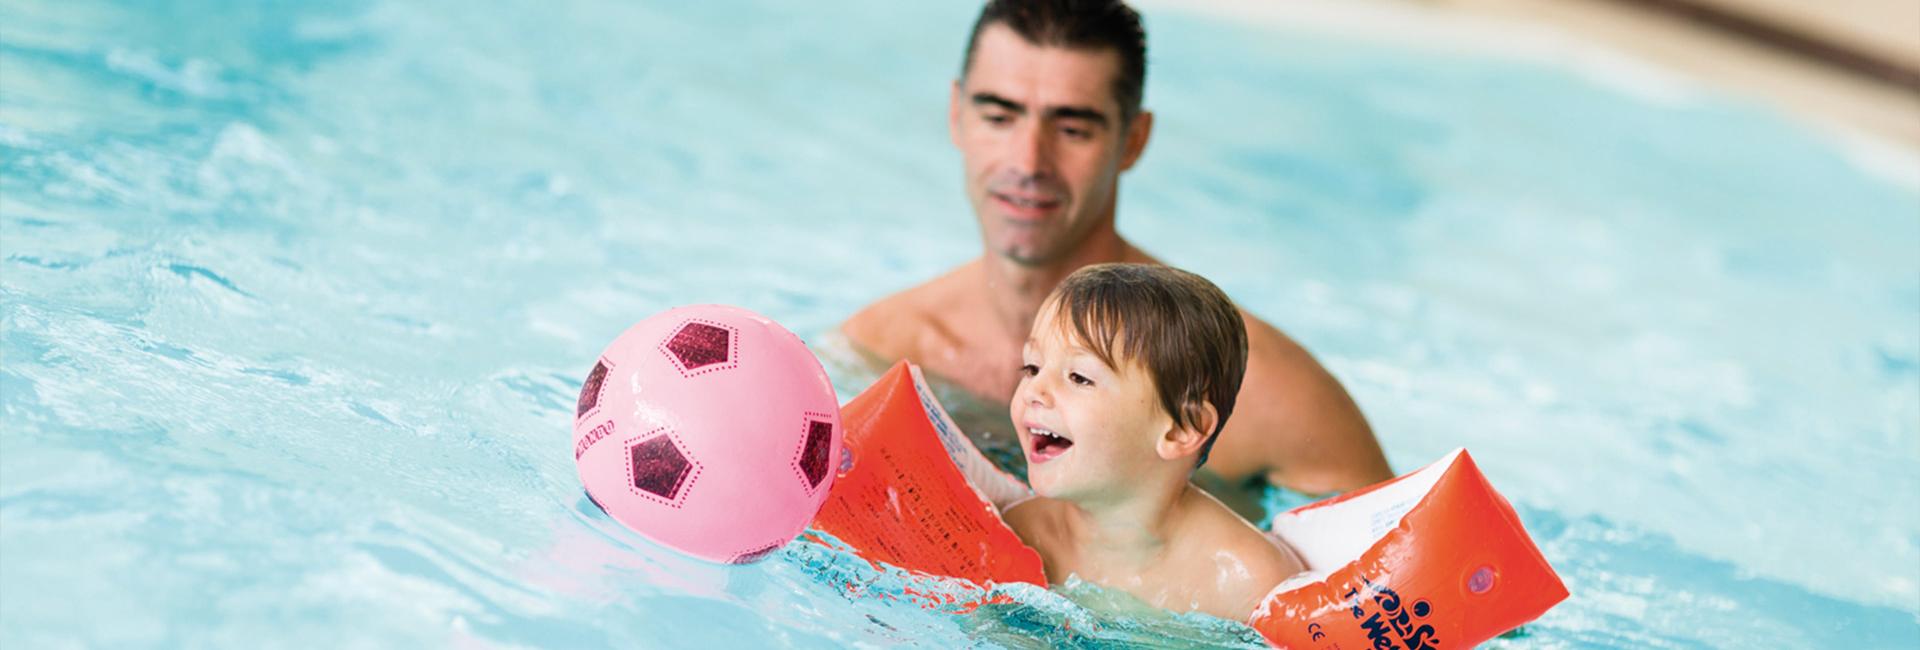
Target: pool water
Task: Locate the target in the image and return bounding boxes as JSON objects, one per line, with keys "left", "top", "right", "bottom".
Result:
{"left": 3, "top": 0, "right": 1916, "bottom": 647}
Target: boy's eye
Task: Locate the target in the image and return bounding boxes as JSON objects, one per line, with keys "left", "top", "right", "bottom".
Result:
{"left": 1069, "top": 372, "right": 1094, "bottom": 387}
{"left": 1020, "top": 364, "right": 1039, "bottom": 377}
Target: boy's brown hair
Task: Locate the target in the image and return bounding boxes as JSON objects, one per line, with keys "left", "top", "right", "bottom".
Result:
{"left": 1047, "top": 263, "right": 1248, "bottom": 468}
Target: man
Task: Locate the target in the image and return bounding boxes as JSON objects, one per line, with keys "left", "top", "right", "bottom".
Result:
{"left": 842, "top": 0, "right": 1392, "bottom": 499}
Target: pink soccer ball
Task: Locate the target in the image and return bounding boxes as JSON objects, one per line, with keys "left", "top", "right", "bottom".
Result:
{"left": 572, "top": 304, "right": 842, "bottom": 564}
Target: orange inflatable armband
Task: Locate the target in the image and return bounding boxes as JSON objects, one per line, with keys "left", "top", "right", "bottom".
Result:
{"left": 810, "top": 361, "right": 1046, "bottom": 587}
{"left": 1250, "top": 449, "right": 1568, "bottom": 648}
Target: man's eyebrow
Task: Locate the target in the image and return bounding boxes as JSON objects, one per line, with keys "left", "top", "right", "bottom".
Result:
{"left": 1046, "top": 105, "right": 1109, "bottom": 128}
{"left": 970, "top": 93, "right": 1111, "bottom": 128}
{"left": 971, "top": 92, "right": 1025, "bottom": 114}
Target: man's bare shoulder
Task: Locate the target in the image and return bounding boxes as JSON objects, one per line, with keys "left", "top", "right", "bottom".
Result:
{"left": 1214, "top": 310, "right": 1394, "bottom": 493}
{"left": 841, "top": 260, "right": 982, "bottom": 362}
{"left": 1240, "top": 310, "right": 1321, "bottom": 383}
{"left": 1238, "top": 312, "right": 1350, "bottom": 422}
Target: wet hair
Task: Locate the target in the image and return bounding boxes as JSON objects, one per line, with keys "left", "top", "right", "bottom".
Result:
{"left": 1046, "top": 263, "right": 1247, "bottom": 468}
{"left": 958, "top": 0, "right": 1149, "bottom": 123}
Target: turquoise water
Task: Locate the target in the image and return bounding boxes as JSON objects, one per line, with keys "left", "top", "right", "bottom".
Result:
{"left": 4, "top": 0, "right": 1917, "bottom": 647}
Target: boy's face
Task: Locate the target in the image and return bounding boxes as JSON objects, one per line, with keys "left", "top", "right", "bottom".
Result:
{"left": 1012, "top": 304, "right": 1176, "bottom": 501}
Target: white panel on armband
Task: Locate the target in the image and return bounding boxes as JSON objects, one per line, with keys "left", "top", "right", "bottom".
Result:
{"left": 908, "top": 365, "right": 1034, "bottom": 510}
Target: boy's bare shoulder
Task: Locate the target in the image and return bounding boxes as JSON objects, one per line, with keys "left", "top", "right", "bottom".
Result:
{"left": 1001, "top": 497, "right": 1071, "bottom": 583}
{"left": 1208, "top": 508, "right": 1300, "bottom": 573}
{"left": 1181, "top": 492, "right": 1306, "bottom": 620}
{"left": 1001, "top": 496, "right": 1049, "bottom": 534}
{"left": 1224, "top": 522, "right": 1303, "bottom": 585}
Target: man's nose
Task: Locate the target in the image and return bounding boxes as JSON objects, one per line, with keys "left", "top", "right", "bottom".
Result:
{"left": 1007, "top": 120, "right": 1053, "bottom": 181}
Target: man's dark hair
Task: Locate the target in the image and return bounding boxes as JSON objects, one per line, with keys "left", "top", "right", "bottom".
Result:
{"left": 959, "top": 0, "right": 1148, "bottom": 123}
{"left": 1047, "top": 264, "right": 1247, "bottom": 469}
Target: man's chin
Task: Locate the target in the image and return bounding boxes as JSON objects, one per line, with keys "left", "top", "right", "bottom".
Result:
{"left": 987, "top": 219, "right": 1088, "bottom": 267}
{"left": 996, "top": 243, "right": 1063, "bottom": 267}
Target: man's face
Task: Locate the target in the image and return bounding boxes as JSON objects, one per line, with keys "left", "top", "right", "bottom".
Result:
{"left": 951, "top": 25, "right": 1151, "bottom": 266}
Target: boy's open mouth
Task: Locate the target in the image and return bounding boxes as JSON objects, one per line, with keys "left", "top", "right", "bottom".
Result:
{"left": 1027, "top": 426, "right": 1074, "bottom": 463}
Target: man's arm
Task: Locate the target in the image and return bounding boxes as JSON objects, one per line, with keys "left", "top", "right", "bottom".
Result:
{"left": 1219, "top": 313, "right": 1394, "bottom": 495}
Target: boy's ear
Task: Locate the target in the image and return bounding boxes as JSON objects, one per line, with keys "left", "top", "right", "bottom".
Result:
{"left": 1156, "top": 400, "right": 1218, "bottom": 462}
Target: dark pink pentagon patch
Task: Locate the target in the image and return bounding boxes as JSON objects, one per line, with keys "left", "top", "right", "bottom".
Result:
{"left": 576, "top": 360, "right": 608, "bottom": 419}
{"left": 798, "top": 418, "right": 833, "bottom": 489}
{"left": 665, "top": 322, "right": 730, "bottom": 370}
{"left": 630, "top": 435, "right": 693, "bottom": 501}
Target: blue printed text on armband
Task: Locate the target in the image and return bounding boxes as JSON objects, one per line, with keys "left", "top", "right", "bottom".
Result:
{"left": 912, "top": 378, "right": 972, "bottom": 468}
{"left": 1341, "top": 575, "right": 1440, "bottom": 650}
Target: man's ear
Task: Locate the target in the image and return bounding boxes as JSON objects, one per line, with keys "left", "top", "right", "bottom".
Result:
{"left": 949, "top": 80, "right": 965, "bottom": 149}
{"left": 1118, "top": 109, "right": 1153, "bottom": 172}
{"left": 1156, "top": 399, "right": 1217, "bottom": 462}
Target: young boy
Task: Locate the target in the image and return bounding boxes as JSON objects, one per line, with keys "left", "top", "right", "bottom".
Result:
{"left": 1002, "top": 263, "right": 1306, "bottom": 622}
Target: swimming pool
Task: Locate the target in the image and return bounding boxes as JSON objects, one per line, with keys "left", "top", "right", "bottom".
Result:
{"left": 3, "top": 0, "right": 1916, "bottom": 646}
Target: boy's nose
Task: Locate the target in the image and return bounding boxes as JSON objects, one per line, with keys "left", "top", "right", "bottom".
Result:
{"left": 1020, "top": 374, "right": 1053, "bottom": 409}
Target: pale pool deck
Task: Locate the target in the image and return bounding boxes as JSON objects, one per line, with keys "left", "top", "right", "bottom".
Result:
{"left": 1154, "top": 0, "right": 1920, "bottom": 158}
